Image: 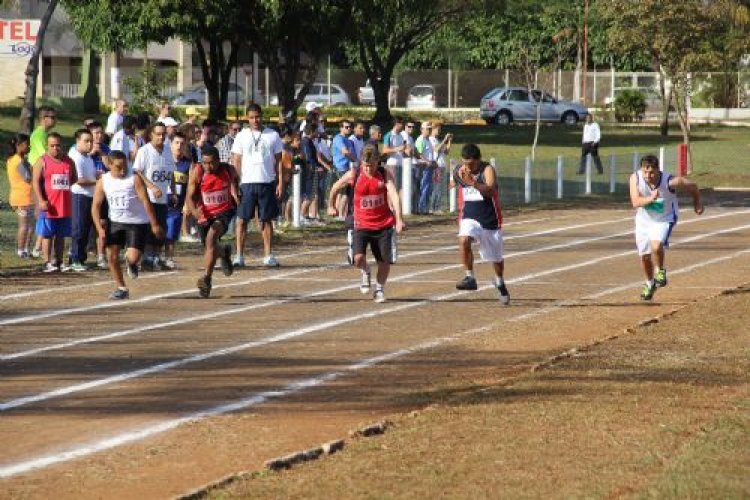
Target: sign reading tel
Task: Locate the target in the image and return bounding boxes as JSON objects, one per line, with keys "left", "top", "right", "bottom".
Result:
{"left": 0, "top": 20, "right": 40, "bottom": 58}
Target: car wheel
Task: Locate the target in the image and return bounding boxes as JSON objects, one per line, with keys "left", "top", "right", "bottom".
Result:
{"left": 495, "top": 111, "right": 512, "bottom": 125}
{"left": 562, "top": 112, "right": 579, "bottom": 125}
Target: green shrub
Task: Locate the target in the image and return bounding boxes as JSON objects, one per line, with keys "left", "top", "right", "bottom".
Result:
{"left": 614, "top": 89, "right": 647, "bottom": 123}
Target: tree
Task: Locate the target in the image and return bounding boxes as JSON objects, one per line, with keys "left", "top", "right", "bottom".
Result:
{"left": 602, "top": 0, "right": 718, "bottom": 167}
{"left": 247, "top": 1, "right": 351, "bottom": 120}
{"left": 16, "top": 0, "right": 60, "bottom": 134}
{"left": 349, "top": 0, "right": 482, "bottom": 123}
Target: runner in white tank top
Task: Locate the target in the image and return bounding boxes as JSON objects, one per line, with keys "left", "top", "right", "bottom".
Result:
{"left": 629, "top": 154, "right": 703, "bottom": 301}
{"left": 93, "top": 151, "right": 164, "bottom": 300}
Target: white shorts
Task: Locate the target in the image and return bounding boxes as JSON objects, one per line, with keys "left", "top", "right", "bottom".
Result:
{"left": 459, "top": 218, "right": 504, "bottom": 262}
{"left": 635, "top": 219, "right": 675, "bottom": 255}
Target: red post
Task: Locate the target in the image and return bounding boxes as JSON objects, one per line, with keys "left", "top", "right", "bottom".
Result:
{"left": 677, "top": 144, "right": 689, "bottom": 176}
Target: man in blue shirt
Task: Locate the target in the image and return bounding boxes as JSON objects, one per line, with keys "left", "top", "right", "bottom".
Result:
{"left": 331, "top": 120, "right": 356, "bottom": 218}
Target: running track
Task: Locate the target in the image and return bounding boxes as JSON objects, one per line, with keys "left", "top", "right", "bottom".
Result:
{"left": 1, "top": 206, "right": 749, "bottom": 499}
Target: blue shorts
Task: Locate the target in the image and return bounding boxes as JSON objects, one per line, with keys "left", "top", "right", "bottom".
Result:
{"left": 238, "top": 182, "right": 279, "bottom": 222}
{"left": 38, "top": 213, "right": 72, "bottom": 238}
{"left": 166, "top": 208, "right": 183, "bottom": 242}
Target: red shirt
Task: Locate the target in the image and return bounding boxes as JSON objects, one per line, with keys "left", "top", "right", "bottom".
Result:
{"left": 42, "top": 154, "right": 74, "bottom": 218}
{"left": 196, "top": 164, "right": 235, "bottom": 221}
{"left": 352, "top": 166, "right": 395, "bottom": 231}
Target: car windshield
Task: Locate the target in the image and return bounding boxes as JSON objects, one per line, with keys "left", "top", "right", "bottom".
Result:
{"left": 410, "top": 86, "right": 434, "bottom": 97}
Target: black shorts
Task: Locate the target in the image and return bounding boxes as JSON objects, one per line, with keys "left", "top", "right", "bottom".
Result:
{"left": 146, "top": 203, "right": 168, "bottom": 246}
{"left": 352, "top": 227, "right": 393, "bottom": 263}
{"left": 106, "top": 222, "right": 149, "bottom": 251}
{"left": 238, "top": 183, "right": 279, "bottom": 222}
{"left": 198, "top": 208, "right": 236, "bottom": 245}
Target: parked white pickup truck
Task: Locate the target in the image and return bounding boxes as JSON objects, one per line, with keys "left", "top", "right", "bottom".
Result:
{"left": 358, "top": 78, "right": 399, "bottom": 106}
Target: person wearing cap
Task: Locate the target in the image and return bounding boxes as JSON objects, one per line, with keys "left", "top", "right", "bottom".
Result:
{"left": 415, "top": 121, "right": 438, "bottom": 214}
{"left": 158, "top": 116, "right": 179, "bottom": 143}
{"left": 300, "top": 102, "right": 325, "bottom": 137}
{"left": 184, "top": 106, "right": 200, "bottom": 125}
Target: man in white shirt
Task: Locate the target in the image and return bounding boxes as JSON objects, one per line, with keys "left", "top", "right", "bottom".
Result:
{"left": 105, "top": 99, "right": 127, "bottom": 135}
{"left": 69, "top": 128, "right": 98, "bottom": 271}
{"left": 414, "top": 121, "right": 437, "bottom": 214}
{"left": 132, "top": 122, "right": 176, "bottom": 269}
{"left": 382, "top": 117, "right": 407, "bottom": 189}
{"left": 579, "top": 113, "right": 604, "bottom": 174}
{"left": 110, "top": 115, "right": 141, "bottom": 171}
{"left": 231, "top": 103, "right": 284, "bottom": 267}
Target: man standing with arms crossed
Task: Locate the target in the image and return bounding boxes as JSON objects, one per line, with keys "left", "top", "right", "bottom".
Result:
{"left": 232, "top": 103, "right": 284, "bottom": 268}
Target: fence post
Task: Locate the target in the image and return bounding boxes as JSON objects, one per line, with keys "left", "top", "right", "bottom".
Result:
{"left": 556, "top": 155, "right": 564, "bottom": 199}
{"left": 632, "top": 151, "right": 640, "bottom": 173}
{"left": 585, "top": 154, "right": 592, "bottom": 195}
{"left": 659, "top": 146, "right": 665, "bottom": 172}
{"left": 402, "top": 157, "right": 412, "bottom": 215}
{"left": 292, "top": 170, "right": 301, "bottom": 228}
{"left": 524, "top": 157, "right": 532, "bottom": 204}
{"left": 448, "top": 159, "right": 457, "bottom": 213}
{"left": 609, "top": 154, "right": 616, "bottom": 193}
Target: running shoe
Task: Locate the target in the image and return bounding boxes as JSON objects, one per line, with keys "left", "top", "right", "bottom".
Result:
{"left": 43, "top": 261, "right": 58, "bottom": 273}
{"left": 97, "top": 254, "right": 108, "bottom": 269}
{"left": 163, "top": 258, "right": 177, "bottom": 270}
{"left": 640, "top": 282, "right": 657, "bottom": 301}
{"left": 70, "top": 261, "right": 87, "bottom": 272}
{"left": 109, "top": 288, "right": 129, "bottom": 300}
{"left": 456, "top": 276, "right": 478, "bottom": 291}
{"left": 31, "top": 248, "right": 41, "bottom": 258}
{"left": 221, "top": 245, "right": 234, "bottom": 276}
{"left": 654, "top": 269, "right": 668, "bottom": 288}
{"left": 232, "top": 255, "right": 245, "bottom": 268}
{"left": 360, "top": 271, "right": 371, "bottom": 294}
{"left": 373, "top": 289, "right": 386, "bottom": 303}
{"left": 141, "top": 257, "right": 154, "bottom": 272}
{"left": 197, "top": 275, "right": 212, "bottom": 298}
{"left": 127, "top": 261, "right": 139, "bottom": 279}
{"left": 263, "top": 254, "right": 280, "bottom": 267}
{"left": 58, "top": 262, "right": 72, "bottom": 272}
{"left": 496, "top": 281, "right": 511, "bottom": 305}
{"left": 179, "top": 234, "right": 200, "bottom": 243}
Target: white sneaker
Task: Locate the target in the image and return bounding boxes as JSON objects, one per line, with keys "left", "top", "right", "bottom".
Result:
{"left": 232, "top": 255, "right": 245, "bottom": 267}
{"left": 360, "top": 271, "right": 371, "bottom": 294}
{"left": 43, "top": 261, "right": 58, "bottom": 273}
{"left": 31, "top": 248, "right": 41, "bottom": 258}
{"left": 97, "top": 255, "right": 108, "bottom": 269}
{"left": 180, "top": 234, "right": 200, "bottom": 243}
{"left": 263, "top": 254, "right": 280, "bottom": 267}
{"left": 59, "top": 262, "right": 72, "bottom": 273}
{"left": 373, "top": 289, "right": 386, "bottom": 303}
{"left": 163, "top": 258, "right": 176, "bottom": 270}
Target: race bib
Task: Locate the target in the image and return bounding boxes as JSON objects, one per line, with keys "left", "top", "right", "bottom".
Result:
{"left": 173, "top": 171, "right": 189, "bottom": 184}
{"left": 359, "top": 194, "right": 384, "bottom": 209}
{"left": 150, "top": 169, "right": 172, "bottom": 184}
{"left": 645, "top": 198, "right": 664, "bottom": 214}
{"left": 462, "top": 186, "right": 483, "bottom": 202}
{"left": 202, "top": 189, "right": 229, "bottom": 206}
{"left": 108, "top": 194, "right": 130, "bottom": 209}
{"left": 51, "top": 173, "right": 70, "bottom": 190}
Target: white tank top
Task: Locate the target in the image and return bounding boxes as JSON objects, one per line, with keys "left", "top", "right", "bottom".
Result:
{"left": 102, "top": 172, "right": 149, "bottom": 224}
{"left": 635, "top": 170, "right": 678, "bottom": 224}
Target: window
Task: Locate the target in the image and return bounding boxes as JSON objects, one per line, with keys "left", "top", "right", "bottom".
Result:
{"left": 507, "top": 89, "right": 529, "bottom": 102}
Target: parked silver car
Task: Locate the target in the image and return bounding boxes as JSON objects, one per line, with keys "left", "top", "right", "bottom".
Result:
{"left": 171, "top": 83, "right": 248, "bottom": 106}
{"left": 270, "top": 83, "right": 351, "bottom": 106}
{"left": 480, "top": 87, "right": 588, "bottom": 125}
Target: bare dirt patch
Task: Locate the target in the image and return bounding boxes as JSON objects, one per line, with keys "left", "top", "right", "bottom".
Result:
{"left": 214, "top": 286, "right": 750, "bottom": 499}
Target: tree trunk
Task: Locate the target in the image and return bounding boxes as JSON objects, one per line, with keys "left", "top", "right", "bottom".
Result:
{"left": 196, "top": 38, "right": 237, "bottom": 121}
{"left": 371, "top": 76, "right": 392, "bottom": 124}
{"left": 79, "top": 47, "right": 100, "bottom": 114}
{"left": 19, "top": 0, "right": 59, "bottom": 134}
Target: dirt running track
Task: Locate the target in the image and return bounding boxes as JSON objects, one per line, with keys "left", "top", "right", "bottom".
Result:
{"left": 1, "top": 206, "right": 749, "bottom": 499}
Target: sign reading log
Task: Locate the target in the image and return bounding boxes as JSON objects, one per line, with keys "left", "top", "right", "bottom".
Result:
{"left": 0, "top": 19, "right": 40, "bottom": 57}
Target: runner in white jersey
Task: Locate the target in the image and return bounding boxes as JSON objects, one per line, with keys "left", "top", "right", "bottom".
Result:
{"left": 93, "top": 151, "right": 164, "bottom": 300}
{"left": 629, "top": 154, "right": 703, "bottom": 301}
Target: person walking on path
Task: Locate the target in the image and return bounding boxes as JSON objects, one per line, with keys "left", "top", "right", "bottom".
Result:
{"left": 578, "top": 114, "right": 604, "bottom": 174}
{"left": 453, "top": 143, "right": 510, "bottom": 305}
{"left": 327, "top": 144, "right": 405, "bottom": 303}
{"left": 231, "top": 103, "right": 284, "bottom": 268}
{"left": 185, "top": 146, "right": 239, "bottom": 298}
{"left": 32, "top": 133, "right": 77, "bottom": 272}
{"left": 629, "top": 154, "right": 703, "bottom": 301}
{"left": 6, "top": 134, "right": 35, "bottom": 258}
{"left": 93, "top": 151, "right": 164, "bottom": 300}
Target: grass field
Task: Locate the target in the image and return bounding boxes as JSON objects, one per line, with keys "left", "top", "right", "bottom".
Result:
{"left": 1, "top": 105, "right": 748, "bottom": 269}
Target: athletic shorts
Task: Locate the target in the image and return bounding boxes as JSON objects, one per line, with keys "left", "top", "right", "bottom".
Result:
{"left": 106, "top": 221, "right": 148, "bottom": 251}
{"left": 166, "top": 208, "right": 183, "bottom": 242}
{"left": 13, "top": 205, "right": 34, "bottom": 220}
{"left": 458, "top": 218, "right": 504, "bottom": 263}
{"left": 38, "top": 214, "right": 72, "bottom": 238}
{"left": 353, "top": 227, "right": 393, "bottom": 263}
{"left": 198, "top": 208, "right": 236, "bottom": 245}
{"left": 635, "top": 218, "right": 675, "bottom": 256}
{"left": 238, "top": 182, "right": 279, "bottom": 222}
{"left": 147, "top": 203, "right": 168, "bottom": 246}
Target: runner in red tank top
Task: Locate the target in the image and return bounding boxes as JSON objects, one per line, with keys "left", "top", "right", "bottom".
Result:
{"left": 186, "top": 146, "right": 239, "bottom": 298}
{"left": 328, "top": 144, "right": 405, "bottom": 303}
{"left": 32, "top": 132, "right": 77, "bottom": 271}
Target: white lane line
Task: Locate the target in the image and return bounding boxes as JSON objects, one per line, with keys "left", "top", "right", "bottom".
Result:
{"left": 0, "top": 223, "right": 640, "bottom": 361}
{"left": 0, "top": 213, "right": 648, "bottom": 327}
{"left": 2, "top": 243, "right": 748, "bottom": 479}
{"left": 1, "top": 222, "right": 748, "bottom": 412}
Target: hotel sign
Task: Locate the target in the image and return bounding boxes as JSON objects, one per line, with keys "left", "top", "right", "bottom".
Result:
{"left": 0, "top": 19, "right": 40, "bottom": 57}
